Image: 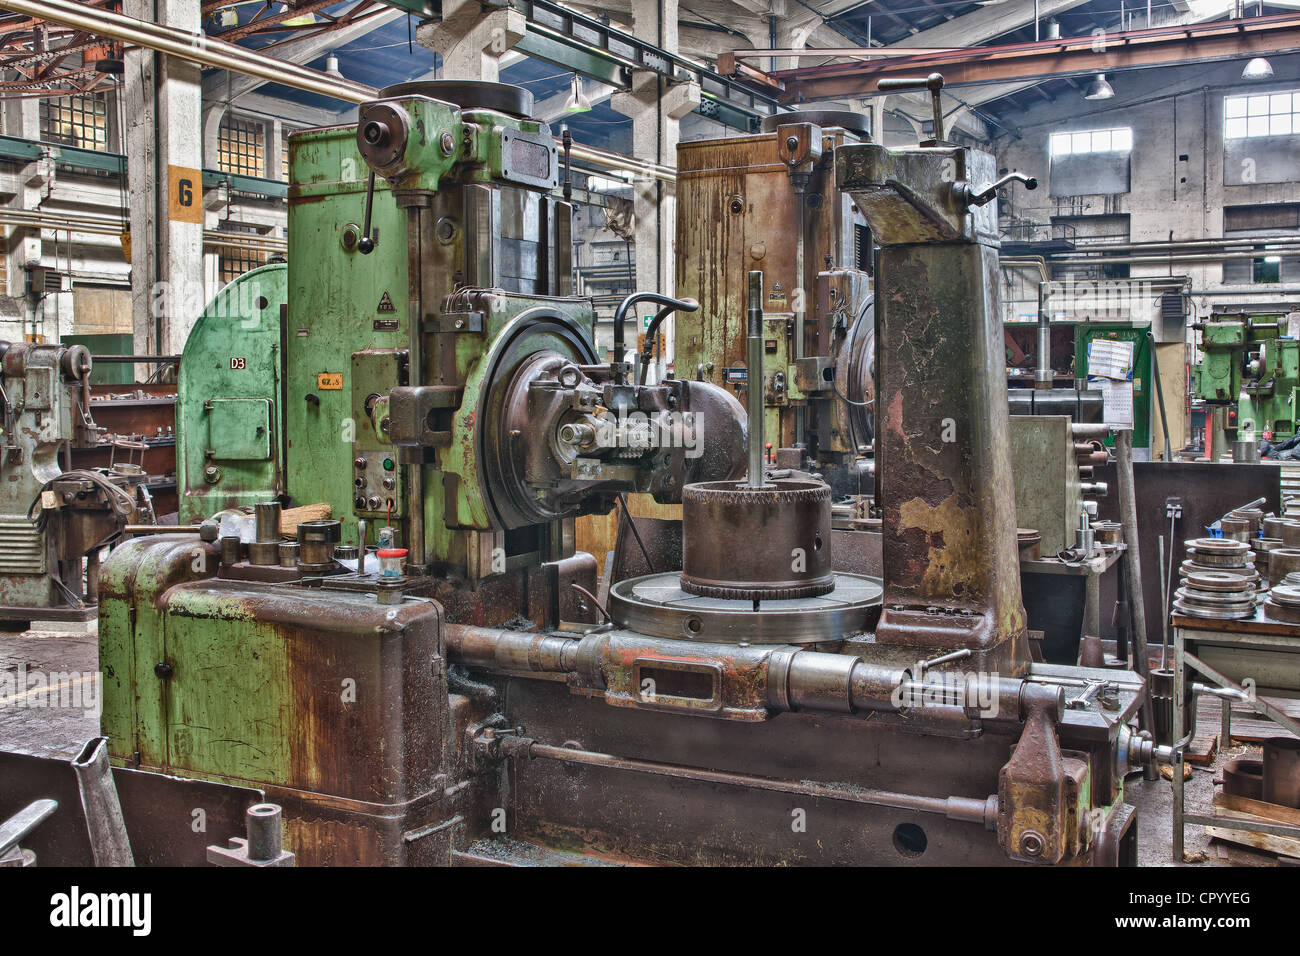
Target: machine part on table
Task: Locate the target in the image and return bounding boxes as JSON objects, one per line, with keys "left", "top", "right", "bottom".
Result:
{"left": 1282, "top": 520, "right": 1300, "bottom": 547}
{"left": 1018, "top": 529, "right": 1042, "bottom": 561}
{"left": 90, "top": 77, "right": 1152, "bottom": 867}
{"left": 1230, "top": 507, "right": 1265, "bottom": 532}
{"left": 70, "top": 737, "right": 134, "bottom": 867}
{"left": 1268, "top": 547, "right": 1300, "bottom": 581}
{"left": 1222, "top": 757, "right": 1264, "bottom": 801}
{"left": 248, "top": 500, "right": 283, "bottom": 566}
{"left": 296, "top": 519, "right": 341, "bottom": 574}
{"left": 1263, "top": 515, "right": 1288, "bottom": 539}
{"left": 1265, "top": 583, "right": 1300, "bottom": 622}
{"left": 1177, "top": 539, "right": 1260, "bottom": 620}
{"left": 1262, "top": 738, "right": 1300, "bottom": 809}
{"left": 207, "top": 803, "right": 296, "bottom": 867}
{"left": 0, "top": 343, "right": 138, "bottom": 621}
{"left": 1093, "top": 521, "right": 1122, "bottom": 545}
{"left": 278, "top": 542, "right": 300, "bottom": 568}
{"left": 1219, "top": 516, "right": 1251, "bottom": 541}
{"left": 680, "top": 479, "right": 834, "bottom": 600}
{"left": 1233, "top": 440, "right": 1261, "bottom": 463}
{"left": 220, "top": 535, "right": 242, "bottom": 566}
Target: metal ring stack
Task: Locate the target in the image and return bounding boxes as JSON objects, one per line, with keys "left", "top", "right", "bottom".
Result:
{"left": 1174, "top": 538, "right": 1259, "bottom": 620}
{"left": 1265, "top": 583, "right": 1300, "bottom": 623}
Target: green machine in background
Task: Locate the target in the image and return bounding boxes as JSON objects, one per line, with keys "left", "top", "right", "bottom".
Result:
{"left": 1194, "top": 312, "right": 1300, "bottom": 441}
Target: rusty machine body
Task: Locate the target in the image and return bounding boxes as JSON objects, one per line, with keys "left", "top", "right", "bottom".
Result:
{"left": 94, "top": 80, "right": 1159, "bottom": 866}
{"left": 0, "top": 342, "right": 136, "bottom": 623}
{"left": 675, "top": 110, "right": 875, "bottom": 503}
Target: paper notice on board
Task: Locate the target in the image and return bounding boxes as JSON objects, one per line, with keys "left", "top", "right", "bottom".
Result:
{"left": 1087, "top": 338, "right": 1135, "bottom": 380}
{"left": 1099, "top": 379, "right": 1134, "bottom": 427}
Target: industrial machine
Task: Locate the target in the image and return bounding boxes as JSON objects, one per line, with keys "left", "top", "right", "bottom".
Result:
{"left": 0, "top": 342, "right": 137, "bottom": 623}
{"left": 1195, "top": 311, "right": 1300, "bottom": 444}
{"left": 96, "top": 79, "right": 1160, "bottom": 866}
{"left": 675, "top": 109, "right": 875, "bottom": 501}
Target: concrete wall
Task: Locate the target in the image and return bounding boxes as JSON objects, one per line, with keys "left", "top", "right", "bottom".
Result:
{"left": 992, "top": 53, "right": 1300, "bottom": 326}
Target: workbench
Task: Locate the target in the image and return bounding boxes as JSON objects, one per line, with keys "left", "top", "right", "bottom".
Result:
{"left": 1170, "top": 610, "right": 1300, "bottom": 861}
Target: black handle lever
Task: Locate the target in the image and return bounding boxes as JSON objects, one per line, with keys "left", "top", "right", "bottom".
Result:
{"left": 358, "top": 170, "right": 377, "bottom": 255}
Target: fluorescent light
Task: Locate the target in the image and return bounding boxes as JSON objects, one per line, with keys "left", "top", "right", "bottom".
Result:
{"left": 1083, "top": 74, "right": 1114, "bottom": 100}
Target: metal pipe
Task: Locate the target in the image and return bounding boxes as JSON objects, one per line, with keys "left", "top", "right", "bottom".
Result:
{"left": 509, "top": 738, "right": 998, "bottom": 827}
{"left": 747, "top": 270, "right": 766, "bottom": 488}
{"left": 70, "top": 737, "right": 134, "bottom": 867}
{"left": 1050, "top": 249, "right": 1300, "bottom": 266}
{"left": 1114, "top": 428, "right": 1157, "bottom": 747}
{"left": 1035, "top": 282, "right": 1052, "bottom": 389}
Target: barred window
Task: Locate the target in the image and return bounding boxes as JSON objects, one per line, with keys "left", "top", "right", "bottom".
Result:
{"left": 39, "top": 94, "right": 108, "bottom": 151}
{"left": 217, "top": 115, "right": 266, "bottom": 178}
{"left": 215, "top": 226, "right": 267, "bottom": 285}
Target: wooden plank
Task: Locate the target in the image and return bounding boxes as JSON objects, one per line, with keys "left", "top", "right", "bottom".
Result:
{"left": 1205, "top": 824, "right": 1300, "bottom": 857}
{"left": 1186, "top": 734, "right": 1218, "bottom": 765}
{"left": 1214, "top": 791, "right": 1300, "bottom": 827}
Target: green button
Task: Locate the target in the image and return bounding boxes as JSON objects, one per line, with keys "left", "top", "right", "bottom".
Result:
{"left": 383, "top": 458, "right": 394, "bottom": 471}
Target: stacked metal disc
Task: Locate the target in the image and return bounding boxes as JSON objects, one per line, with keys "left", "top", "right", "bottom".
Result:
{"left": 1174, "top": 538, "right": 1259, "bottom": 620}
{"left": 1265, "top": 584, "right": 1300, "bottom": 622}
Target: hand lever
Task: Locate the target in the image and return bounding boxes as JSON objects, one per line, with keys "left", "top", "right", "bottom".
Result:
{"left": 358, "top": 170, "right": 377, "bottom": 255}
{"left": 877, "top": 73, "right": 946, "bottom": 141}
{"left": 956, "top": 172, "right": 1038, "bottom": 209}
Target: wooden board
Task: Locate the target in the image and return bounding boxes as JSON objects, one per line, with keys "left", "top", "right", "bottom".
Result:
{"left": 1214, "top": 791, "right": 1300, "bottom": 826}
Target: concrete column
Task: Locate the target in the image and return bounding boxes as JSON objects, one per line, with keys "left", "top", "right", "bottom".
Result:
{"left": 415, "top": 0, "right": 526, "bottom": 82}
{"left": 201, "top": 102, "right": 226, "bottom": 170}
{"left": 265, "top": 118, "right": 283, "bottom": 182}
{"left": 125, "top": 0, "right": 204, "bottom": 364}
{"left": 2, "top": 93, "right": 41, "bottom": 302}
{"left": 610, "top": 0, "right": 699, "bottom": 371}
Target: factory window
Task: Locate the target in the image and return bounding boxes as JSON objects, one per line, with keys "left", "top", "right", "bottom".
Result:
{"left": 1049, "top": 127, "right": 1132, "bottom": 156}
{"left": 39, "top": 94, "right": 108, "bottom": 151}
{"left": 215, "top": 227, "right": 267, "bottom": 285}
{"left": 217, "top": 115, "right": 266, "bottom": 178}
{"left": 1224, "top": 91, "right": 1300, "bottom": 138}
{"left": 281, "top": 138, "right": 289, "bottom": 182}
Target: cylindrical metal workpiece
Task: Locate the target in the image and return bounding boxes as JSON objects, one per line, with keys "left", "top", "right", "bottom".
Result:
{"left": 297, "top": 519, "right": 342, "bottom": 571}
{"left": 220, "top": 535, "right": 242, "bottom": 566}
{"left": 680, "top": 478, "right": 834, "bottom": 600}
{"left": 746, "top": 270, "right": 766, "bottom": 489}
{"left": 254, "top": 500, "right": 281, "bottom": 542}
{"left": 1269, "top": 548, "right": 1300, "bottom": 582}
{"left": 249, "top": 501, "right": 283, "bottom": 565}
{"left": 245, "top": 803, "right": 284, "bottom": 862}
{"left": 278, "top": 541, "right": 300, "bottom": 567}
{"left": 1263, "top": 738, "right": 1300, "bottom": 808}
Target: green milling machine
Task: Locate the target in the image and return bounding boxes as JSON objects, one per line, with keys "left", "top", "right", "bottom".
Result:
{"left": 1194, "top": 311, "right": 1300, "bottom": 446}
{"left": 97, "top": 80, "right": 1163, "bottom": 866}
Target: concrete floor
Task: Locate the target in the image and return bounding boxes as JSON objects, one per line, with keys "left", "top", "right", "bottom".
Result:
{"left": 0, "top": 623, "right": 1286, "bottom": 867}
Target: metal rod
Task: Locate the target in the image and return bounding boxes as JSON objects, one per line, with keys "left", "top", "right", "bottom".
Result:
{"left": 747, "top": 270, "right": 766, "bottom": 488}
{"left": 515, "top": 739, "right": 997, "bottom": 827}
{"left": 1115, "top": 428, "right": 1157, "bottom": 742}
{"left": 1035, "top": 282, "right": 1052, "bottom": 389}
{"left": 70, "top": 737, "right": 134, "bottom": 867}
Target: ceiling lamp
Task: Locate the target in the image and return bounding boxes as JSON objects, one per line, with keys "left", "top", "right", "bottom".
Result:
{"left": 1242, "top": 57, "right": 1274, "bottom": 80}
{"left": 1083, "top": 74, "right": 1114, "bottom": 100}
{"left": 564, "top": 74, "right": 592, "bottom": 114}
{"left": 323, "top": 54, "right": 344, "bottom": 80}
